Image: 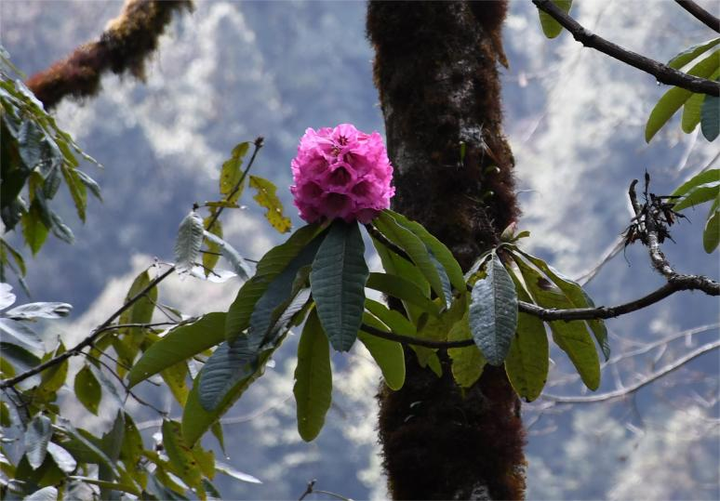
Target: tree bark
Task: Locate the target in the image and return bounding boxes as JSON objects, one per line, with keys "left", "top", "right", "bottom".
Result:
{"left": 367, "top": 2, "right": 526, "bottom": 499}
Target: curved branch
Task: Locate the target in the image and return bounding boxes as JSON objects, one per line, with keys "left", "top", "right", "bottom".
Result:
{"left": 541, "top": 339, "right": 720, "bottom": 403}
{"left": 26, "top": 0, "right": 193, "bottom": 109}
{"left": 533, "top": 0, "right": 720, "bottom": 96}
{"left": 674, "top": 0, "right": 720, "bottom": 33}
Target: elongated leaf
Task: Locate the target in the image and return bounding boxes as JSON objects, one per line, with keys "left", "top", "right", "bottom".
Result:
{"left": 75, "top": 169, "right": 102, "bottom": 201}
{"left": 374, "top": 211, "right": 446, "bottom": 305}
{"left": 249, "top": 175, "right": 291, "bottom": 233}
{"left": 365, "top": 272, "right": 439, "bottom": 316}
{"left": 0, "top": 318, "right": 43, "bottom": 350}
{"left": 0, "top": 342, "right": 41, "bottom": 375}
{"left": 98, "top": 411, "right": 125, "bottom": 498}
{"left": 175, "top": 210, "right": 204, "bottom": 273}
{"left": 46, "top": 442, "right": 76, "bottom": 474}
{"left": 21, "top": 200, "right": 49, "bottom": 255}
{"left": 69, "top": 477, "right": 140, "bottom": 496}
{"left": 293, "top": 310, "right": 332, "bottom": 441}
{"left": 682, "top": 92, "right": 706, "bottom": 133}
{"left": 202, "top": 216, "right": 222, "bottom": 277}
{"left": 182, "top": 336, "right": 283, "bottom": 446}
{"left": 513, "top": 247, "right": 609, "bottom": 360}
{"left": 468, "top": 253, "right": 518, "bottom": 366}
{"left": 447, "top": 312, "right": 486, "bottom": 388}
{"left": 673, "top": 184, "right": 719, "bottom": 210}
{"left": 0, "top": 237, "right": 26, "bottom": 276}
{"left": 704, "top": 200, "right": 720, "bottom": 253}
{"left": 162, "top": 362, "right": 189, "bottom": 406}
{"left": 25, "top": 415, "right": 52, "bottom": 469}
{"left": 119, "top": 414, "right": 143, "bottom": 467}
{"left": 671, "top": 169, "right": 720, "bottom": 197}
{"left": 198, "top": 341, "right": 258, "bottom": 411}
{"left": 538, "top": 0, "right": 572, "bottom": 39}
{"left": 310, "top": 220, "right": 368, "bottom": 352}
{"left": 215, "top": 462, "right": 262, "bottom": 484}
{"left": 358, "top": 317, "right": 405, "bottom": 390}
{"left": 203, "top": 230, "right": 252, "bottom": 280}
{"left": 163, "top": 420, "right": 202, "bottom": 490}
{"left": 74, "top": 365, "right": 102, "bottom": 415}
{"left": 219, "top": 142, "right": 250, "bottom": 202}
{"left": 701, "top": 94, "right": 719, "bottom": 141}
{"left": 5, "top": 301, "right": 71, "bottom": 320}
{"left": 61, "top": 164, "right": 87, "bottom": 222}
{"left": 128, "top": 313, "right": 226, "bottom": 387}
{"left": 504, "top": 269, "right": 549, "bottom": 401}
{"left": 385, "top": 210, "right": 466, "bottom": 292}
{"left": 645, "top": 52, "right": 719, "bottom": 142}
{"left": 226, "top": 224, "right": 324, "bottom": 341}
{"left": 513, "top": 257, "right": 600, "bottom": 390}
{"left": 668, "top": 38, "right": 720, "bottom": 69}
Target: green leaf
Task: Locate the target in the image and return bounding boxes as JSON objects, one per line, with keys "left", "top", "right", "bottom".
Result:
{"left": 21, "top": 200, "right": 49, "bottom": 255}
{"left": 226, "top": 224, "right": 324, "bottom": 341}
{"left": 358, "top": 316, "right": 405, "bottom": 390}
{"left": 645, "top": 51, "right": 719, "bottom": 142}
{"left": 162, "top": 362, "right": 189, "bottom": 406}
{"left": 682, "top": 92, "right": 706, "bottom": 133}
{"left": 219, "top": 142, "right": 250, "bottom": 203}
{"left": 310, "top": 220, "right": 368, "bottom": 352}
{"left": 671, "top": 169, "right": 720, "bottom": 197}
{"left": 210, "top": 422, "right": 225, "bottom": 454}
{"left": 668, "top": 38, "right": 720, "bottom": 69}
{"left": 182, "top": 337, "right": 282, "bottom": 446}
{"left": 74, "top": 365, "right": 102, "bottom": 415}
{"left": 468, "top": 253, "right": 518, "bottom": 366}
{"left": 119, "top": 414, "right": 143, "bottom": 467}
{"left": 0, "top": 341, "right": 41, "bottom": 374}
{"left": 116, "top": 270, "right": 157, "bottom": 367}
{"left": 98, "top": 411, "right": 125, "bottom": 498}
{"left": 74, "top": 169, "right": 102, "bottom": 201}
{"left": 25, "top": 415, "right": 52, "bottom": 469}
{"left": 538, "top": 0, "right": 572, "bottom": 39}
{"left": 504, "top": 269, "right": 549, "bottom": 402}
{"left": 364, "top": 299, "right": 416, "bottom": 337}
{"left": 174, "top": 210, "right": 204, "bottom": 274}
{"left": 672, "top": 184, "right": 719, "bottom": 210}
{"left": 701, "top": 94, "right": 719, "bottom": 141}
{"left": 293, "top": 309, "right": 332, "bottom": 441}
{"left": 384, "top": 210, "right": 466, "bottom": 293}
{"left": 61, "top": 164, "right": 87, "bottom": 222}
{"left": 703, "top": 200, "right": 720, "bottom": 253}
{"left": 0, "top": 237, "right": 26, "bottom": 276}
{"left": 365, "top": 272, "right": 439, "bottom": 316}
{"left": 447, "top": 312, "right": 486, "bottom": 388}
{"left": 249, "top": 175, "right": 291, "bottom": 233}
{"left": 163, "top": 420, "right": 202, "bottom": 490}
{"left": 203, "top": 230, "right": 252, "bottom": 280}
{"left": 202, "top": 216, "right": 222, "bottom": 277}
{"left": 513, "top": 247, "right": 609, "bottom": 360}
{"left": 128, "top": 313, "right": 226, "bottom": 388}
{"left": 513, "top": 257, "right": 600, "bottom": 390}
{"left": 374, "top": 211, "right": 447, "bottom": 306}
{"left": 0, "top": 318, "right": 43, "bottom": 351}
{"left": 49, "top": 211, "right": 74, "bottom": 244}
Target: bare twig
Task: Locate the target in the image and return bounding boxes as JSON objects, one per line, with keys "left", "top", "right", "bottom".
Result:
{"left": 541, "top": 339, "right": 720, "bottom": 403}
{"left": 674, "top": 0, "right": 720, "bottom": 32}
{"left": 533, "top": 0, "right": 720, "bottom": 96}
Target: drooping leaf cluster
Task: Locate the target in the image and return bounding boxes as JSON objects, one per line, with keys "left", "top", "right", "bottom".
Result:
{"left": 0, "top": 46, "right": 101, "bottom": 286}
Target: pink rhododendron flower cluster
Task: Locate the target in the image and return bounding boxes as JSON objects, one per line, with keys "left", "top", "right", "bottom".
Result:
{"left": 290, "top": 124, "right": 395, "bottom": 224}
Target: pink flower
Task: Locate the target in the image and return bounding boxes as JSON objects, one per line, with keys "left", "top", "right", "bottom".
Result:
{"left": 290, "top": 124, "right": 395, "bottom": 224}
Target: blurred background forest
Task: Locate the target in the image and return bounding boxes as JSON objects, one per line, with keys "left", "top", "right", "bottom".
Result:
{"left": 1, "top": 0, "right": 718, "bottom": 499}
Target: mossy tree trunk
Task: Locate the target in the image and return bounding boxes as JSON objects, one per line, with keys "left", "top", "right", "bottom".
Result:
{"left": 367, "top": 2, "right": 526, "bottom": 499}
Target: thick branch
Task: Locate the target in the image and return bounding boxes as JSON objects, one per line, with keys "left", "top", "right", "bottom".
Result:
{"left": 533, "top": 0, "right": 720, "bottom": 96}
{"left": 541, "top": 339, "right": 720, "bottom": 403}
{"left": 26, "top": 0, "right": 193, "bottom": 109}
{"left": 674, "top": 0, "right": 720, "bottom": 33}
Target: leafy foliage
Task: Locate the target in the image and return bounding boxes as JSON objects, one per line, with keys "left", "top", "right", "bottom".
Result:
{"left": 537, "top": 0, "right": 573, "bottom": 39}
{"left": 0, "top": 46, "right": 101, "bottom": 282}
{"left": 670, "top": 168, "right": 720, "bottom": 253}
{"left": 645, "top": 44, "right": 719, "bottom": 142}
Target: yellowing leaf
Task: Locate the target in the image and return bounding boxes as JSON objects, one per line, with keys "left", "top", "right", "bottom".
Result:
{"left": 249, "top": 175, "right": 291, "bottom": 233}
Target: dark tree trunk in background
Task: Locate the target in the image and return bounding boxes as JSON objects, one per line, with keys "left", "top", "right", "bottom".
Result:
{"left": 367, "top": 2, "right": 526, "bottom": 499}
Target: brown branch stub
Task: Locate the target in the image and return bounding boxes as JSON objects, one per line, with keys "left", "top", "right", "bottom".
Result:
{"left": 533, "top": 0, "right": 720, "bottom": 96}
{"left": 26, "top": 0, "right": 193, "bottom": 109}
{"left": 674, "top": 0, "right": 720, "bottom": 33}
